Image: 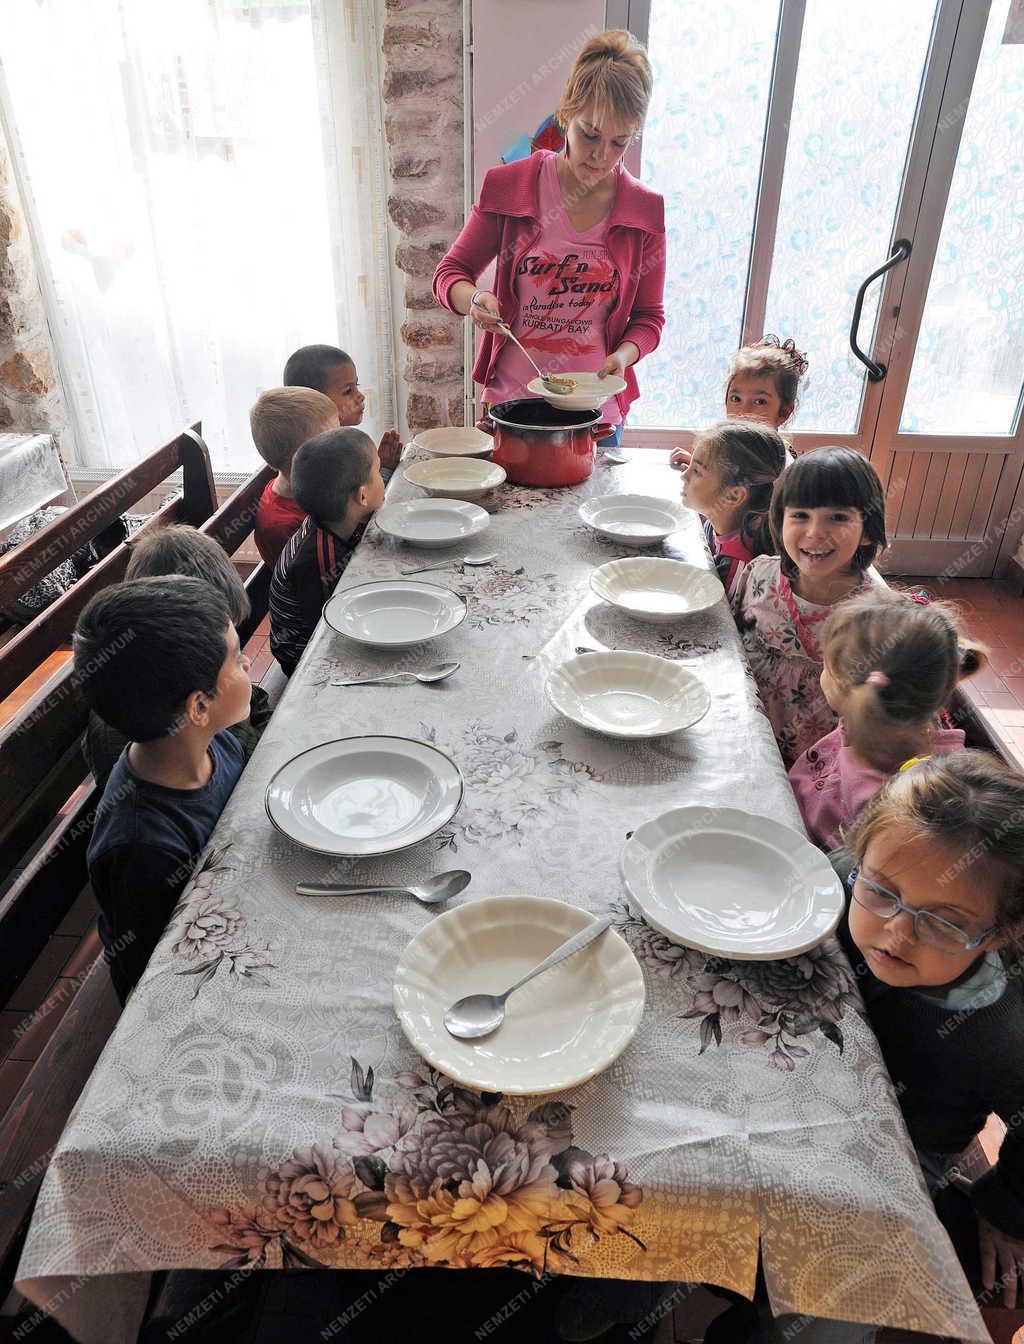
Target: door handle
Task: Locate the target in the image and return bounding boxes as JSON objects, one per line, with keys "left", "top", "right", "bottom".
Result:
{"left": 849, "top": 238, "right": 912, "bottom": 381}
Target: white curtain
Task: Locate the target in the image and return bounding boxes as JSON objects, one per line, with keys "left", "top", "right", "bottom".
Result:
{"left": 0, "top": 0, "right": 395, "bottom": 472}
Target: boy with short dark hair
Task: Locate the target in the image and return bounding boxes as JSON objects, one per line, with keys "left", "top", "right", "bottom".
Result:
{"left": 76, "top": 575, "right": 252, "bottom": 1001}
{"left": 283, "top": 343, "right": 403, "bottom": 475}
{"left": 250, "top": 387, "right": 340, "bottom": 564}
{"left": 269, "top": 428, "right": 385, "bottom": 676}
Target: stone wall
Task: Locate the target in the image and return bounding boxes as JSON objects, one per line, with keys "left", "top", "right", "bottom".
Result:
{"left": 0, "top": 129, "right": 65, "bottom": 439}
{"left": 381, "top": 0, "right": 467, "bottom": 432}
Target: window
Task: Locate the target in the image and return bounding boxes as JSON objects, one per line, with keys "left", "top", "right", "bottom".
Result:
{"left": 1, "top": 0, "right": 394, "bottom": 471}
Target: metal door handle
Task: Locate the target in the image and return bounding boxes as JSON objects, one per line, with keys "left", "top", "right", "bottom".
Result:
{"left": 849, "top": 238, "right": 912, "bottom": 381}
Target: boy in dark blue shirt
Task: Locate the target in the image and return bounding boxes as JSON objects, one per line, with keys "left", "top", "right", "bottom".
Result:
{"left": 75, "top": 575, "right": 251, "bottom": 1002}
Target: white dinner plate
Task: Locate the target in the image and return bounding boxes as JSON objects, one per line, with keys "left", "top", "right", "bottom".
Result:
{"left": 375, "top": 498, "right": 490, "bottom": 548}
{"left": 393, "top": 895, "right": 645, "bottom": 1095}
{"left": 527, "top": 372, "right": 627, "bottom": 412}
{"left": 403, "top": 457, "right": 507, "bottom": 501}
{"left": 412, "top": 427, "right": 494, "bottom": 458}
{"left": 323, "top": 580, "right": 467, "bottom": 649}
{"left": 546, "top": 652, "right": 710, "bottom": 738}
{"left": 579, "top": 494, "right": 687, "bottom": 547}
{"left": 590, "top": 557, "right": 725, "bottom": 623}
{"left": 621, "top": 806, "right": 844, "bottom": 960}
{"left": 265, "top": 735, "right": 464, "bottom": 857}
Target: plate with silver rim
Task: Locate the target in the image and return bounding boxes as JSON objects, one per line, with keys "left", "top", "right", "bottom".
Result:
{"left": 620, "top": 806, "right": 844, "bottom": 960}
{"left": 579, "top": 494, "right": 687, "bottom": 547}
{"left": 324, "top": 580, "right": 467, "bottom": 649}
{"left": 393, "top": 894, "right": 645, "bottom": 1095}
{"left": 375, "top": 498, "right": 490, "bottom": 549}
{"left": 545, "top": 651, "right": 710, "bottom": 738}
{"left": 265, "top": 735, "right": 464, "bottom": 857}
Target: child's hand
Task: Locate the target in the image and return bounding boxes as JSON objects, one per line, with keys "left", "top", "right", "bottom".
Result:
{"left": 378, "top": 429, "right": 402, "bottom": 472}
{"left": 669, "top": 446, "right": 691, "bottom": 471}
{"left": 979, "top": 1216, "right": 1024, "bottom": 1306}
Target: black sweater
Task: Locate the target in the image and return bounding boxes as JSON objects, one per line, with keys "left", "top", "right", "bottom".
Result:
{"left": 833, "top": 853, "right": 1024, "bottom": 1236}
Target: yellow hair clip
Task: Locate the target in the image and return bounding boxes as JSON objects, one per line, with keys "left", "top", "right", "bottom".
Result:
{"left": 898, "top": 755, "right": 932, "bottom": 772}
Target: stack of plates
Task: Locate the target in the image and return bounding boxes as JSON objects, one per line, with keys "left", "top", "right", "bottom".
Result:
{"left": 412, "top": 427, "right": 493, "bottom": 458}
{"left": 620, "top": 807, "right": 844, "bottom": 959}
{"left": 545, "top": 651, "right": 709, "bottom": 738}
{"left": 375, "top": 498, "right": 490, "bottom": 548}
{"left": 324, "top": 580, "right": 466, "bottom": 648}
{"left": 579, "top": 494, "right": 686, "bottom": 547}
{"left": 403, "top": 457, "right": 506, "bottom": 501}
{"left": 591, "top": 557, "right": 724, "bottom": 623}
{"left": 266, "top": 736, "right": 464, "bottom": 857}
{"left": 393, "top": 895, "right": 645, "bottom": 1094}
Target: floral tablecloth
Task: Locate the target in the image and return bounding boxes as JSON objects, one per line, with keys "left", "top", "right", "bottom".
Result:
{"left": 17, "top": 450, "right": 985, "bottom": 1342}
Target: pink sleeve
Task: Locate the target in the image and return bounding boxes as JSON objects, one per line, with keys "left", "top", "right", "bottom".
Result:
{"left": 432, "top": 202, "right": 503, "bottom": 312}
{"left": 622, "top": 229, "right": 666, "bottom": 358}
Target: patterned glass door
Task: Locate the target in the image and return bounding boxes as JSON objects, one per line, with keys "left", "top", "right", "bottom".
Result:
{"left": 620, "top": 0, "right": 1024, "bottom": 574}
{"left": 867, "top": 0, "right": 1024, "bottom": 575}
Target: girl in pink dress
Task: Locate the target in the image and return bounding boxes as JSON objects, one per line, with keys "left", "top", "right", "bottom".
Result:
{"left": 731, "top": 447, "right": 889, "bottom": 767}
{"left": 789, "top": 592, "right": 984, "bottom": 851}
{"left": 680, "top": 418, "right": 788, "bottom": 597}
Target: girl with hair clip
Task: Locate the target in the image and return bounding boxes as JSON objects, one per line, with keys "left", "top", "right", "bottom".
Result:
{"left": 670, "top": 333, "right": 807, "bottom": 469}
{"left": 789, "top": 591, "right": 985, "bottom": 852}
{"left": 680, "top": 418, "right": 788, "bottom": 597}
{"left": 711, "top": 750, "right": 1024, "bottom": 1340}
{"left": 731, "top": 446, "right": 889, "bottom": 768}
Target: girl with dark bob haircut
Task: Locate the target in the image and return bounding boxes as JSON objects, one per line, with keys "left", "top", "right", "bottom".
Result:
{"left": 769, "top": 446, "right": 887, "bottom": 580}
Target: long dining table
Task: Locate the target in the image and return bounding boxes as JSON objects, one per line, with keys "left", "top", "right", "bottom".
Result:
{"left": 17, "top": 445, "right": 986, "bottom": 1343}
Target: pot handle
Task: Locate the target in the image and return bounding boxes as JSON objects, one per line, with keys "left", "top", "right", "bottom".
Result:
{"left": 590, "top": 423, "right": 614, "bottom": 441}
{"left": 475, "top": 415, "right": 496, "bottom": 437}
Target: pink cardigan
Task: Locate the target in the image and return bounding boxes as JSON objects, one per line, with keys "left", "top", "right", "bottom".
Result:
{"left": 433, "top": 151, "right": 666, "bottom": 419}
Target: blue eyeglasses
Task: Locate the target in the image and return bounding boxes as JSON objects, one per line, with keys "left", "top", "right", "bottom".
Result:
{"left": 847, "top": 866, "right": 997, "bottom": 954}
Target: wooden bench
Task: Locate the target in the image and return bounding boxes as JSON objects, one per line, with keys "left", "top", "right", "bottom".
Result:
{"left": 0, "top": 430, "right": 275, "bottom": 1322}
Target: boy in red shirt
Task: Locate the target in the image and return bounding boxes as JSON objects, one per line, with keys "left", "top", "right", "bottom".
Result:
{"left": 251, "top": 387, "right": 339, "bottom": 565}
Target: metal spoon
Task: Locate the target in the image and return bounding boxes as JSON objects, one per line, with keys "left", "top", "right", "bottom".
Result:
{"left": 601, "top": 449, "right": 629, "bottom": 465}
{"left": 296, "top": 869, "right": 470, "bottom": 903}
{"left": 443, "top": 914, "right": 613, "bottom": 1039}
{"left": 330, "top": 661, "right": 459, "bottom": 687}
{"left": 401, "top": 553, "right": 497, "bottom": 576}
{"left": 495, "top": 321, "right": 571, "bottom": 395}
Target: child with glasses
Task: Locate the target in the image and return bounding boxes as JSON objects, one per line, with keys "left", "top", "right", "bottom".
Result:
{"left": 710, "top": 751, "right": 1024, "bottom": 1343}
{"left": 842, "top": 752, "right": 1024, "bottom": 1318}
{"left": 789, "top": 590, "right": 984, "bottom": 851}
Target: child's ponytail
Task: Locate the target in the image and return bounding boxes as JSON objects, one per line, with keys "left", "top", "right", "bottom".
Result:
{"left": 823, "top": 592, "right": 986, "bottom": 772}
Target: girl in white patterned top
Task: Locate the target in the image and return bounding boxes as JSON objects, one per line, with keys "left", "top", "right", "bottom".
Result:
{"left": 731, "top": 447, "right": 888, "bottom": 768}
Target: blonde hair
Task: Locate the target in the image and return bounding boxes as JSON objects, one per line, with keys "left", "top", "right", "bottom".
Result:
{"left": 556, "top": 30, "right": 652, "bottom": 136}
{"left": 845, "top": 751, "right": 1024, "bottom": 956}
{"left": 824, "top": 591, "right": 985, "bottom": 772}
{"left": 249, "top": 387, "right": 338, "bottom": 472}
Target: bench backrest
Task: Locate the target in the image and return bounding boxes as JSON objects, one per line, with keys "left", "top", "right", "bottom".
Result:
{"left": 0, "top": 426, "right": 217, "bottom": 703}
{"left": 0, "top": 436, "right": 276, "bottom": 1282}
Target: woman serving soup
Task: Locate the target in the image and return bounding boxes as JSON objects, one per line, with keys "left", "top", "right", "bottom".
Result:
{"left": 432, "top": 29, "right": 666, "bottom": 443}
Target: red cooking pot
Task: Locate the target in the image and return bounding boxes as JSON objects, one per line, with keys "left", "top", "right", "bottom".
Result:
{"left": 477, "top": 399, "right": 612, "bottom": 487}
